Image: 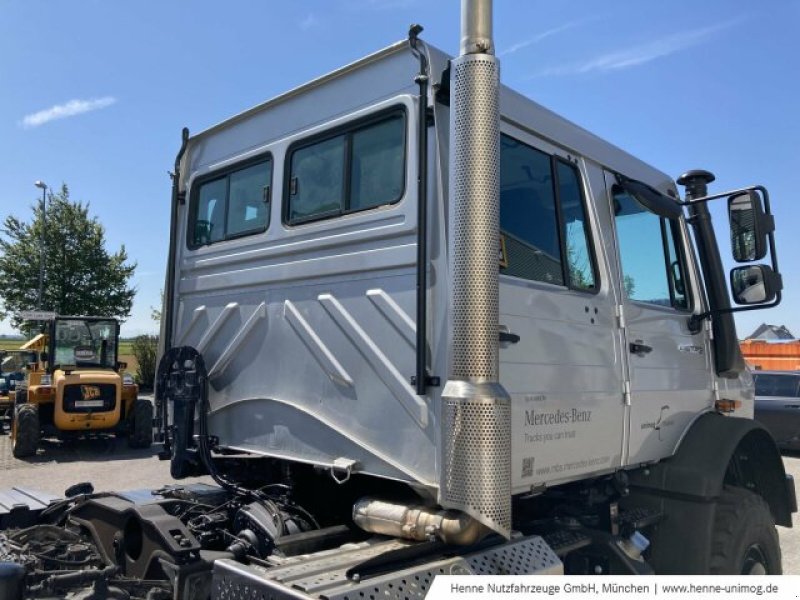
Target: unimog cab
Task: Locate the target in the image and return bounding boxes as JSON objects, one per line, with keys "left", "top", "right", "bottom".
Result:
{"left": 0, "top": 2, "right": 794, "bottom": 596}
{"left": 10, "top": 315, "right": 153, "bottom": 457}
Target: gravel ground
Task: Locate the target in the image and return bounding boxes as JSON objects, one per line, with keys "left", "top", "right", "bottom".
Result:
{"left": 0, "top": 425, "right": 212, "bottom": 494}
{"left": 1, "top": 413, "right": 798, "bottom": 574}
{"left": 0, "top": 396, "right": 212, "bottom": 495}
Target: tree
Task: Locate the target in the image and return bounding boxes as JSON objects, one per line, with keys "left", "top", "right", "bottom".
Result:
{"left": 623, "top": 274, "right": 636, "bottom": 298}
{"left": 131, "top": 334, "right": 158, "bottom": 390}
{"left": 151, "top": 290, "right": 163, "bottom": 322}
{"left": 0, "top": 184, "right": 136, "bottom": 330}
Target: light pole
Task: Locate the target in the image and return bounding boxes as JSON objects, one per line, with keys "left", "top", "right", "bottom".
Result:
{"left": 34, "top": 180, "right": 47, "bottom": 309}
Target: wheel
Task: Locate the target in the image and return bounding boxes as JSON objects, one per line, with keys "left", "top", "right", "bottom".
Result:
{"left": 12, "top": 404, "right": 40, "bottom": 458}
{"left": 709, "top": 485, "right": 782, "bottom": 574}
{"left": 128, "top": 399, "right": 153, "bottom": 448}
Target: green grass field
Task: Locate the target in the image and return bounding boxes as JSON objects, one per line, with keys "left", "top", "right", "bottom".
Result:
{"left": 1, "top": 340, "right": 141, "bottom": 382}
{"left": 0, "top": 339, "right": 26, "bottom": 351}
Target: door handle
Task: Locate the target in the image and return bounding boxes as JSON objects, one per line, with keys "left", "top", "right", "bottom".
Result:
{"left": 629, "top": 341, "right": 653, "bottom": 356}
{"left": 499, "top": 331, "right": 521, "bottom": 344}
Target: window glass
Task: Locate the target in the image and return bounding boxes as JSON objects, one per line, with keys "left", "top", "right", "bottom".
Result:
{"left": 351, "top": 115, "right": 404, "bottom": 211}
{"left": 754, "top": 374, "right": 800, "bottom": 397}
{"left": 53, "top": 319, "right": 117, "bottom": 368}
{"left": 499, "top": 135, "right": 563, "bottom": 285}
{"left": 287, "top": 112, "right": 406, "bottom": 224}
{"left": 227, "top": 162, "right": 272, "bottom": 237}
{"left": 195, "top": 178, "right": 226, "bottom": 246}
{"left": 664, "top": 220, "right": 689, "bottom": 310}
{"left": 614, "top": 187, "right": 691, "bottom": 309}
{"left": 289, "top": 136, "right": 345, "bottom": 222}
{"left": 190, "top": 158, "right": 272, "bottom": 248}
{"left": 557, "top": 161, "right": 595, "bottom": 291}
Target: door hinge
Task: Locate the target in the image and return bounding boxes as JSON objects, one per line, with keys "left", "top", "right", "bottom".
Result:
{"left": 623, "top": 380, "right": 632, "bottom": 406}
{"left": 712, "top": 379, "right": 720, "bottom": 402}
{"left": 704, "top": 317, "right": 714, "bottom": 340}
{"left": 616, "top": 304, "right": 626, "bottom": 329}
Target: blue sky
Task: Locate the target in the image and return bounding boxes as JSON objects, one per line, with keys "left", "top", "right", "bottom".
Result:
{"left": 1, "top": 0, "right": 798, "bottom": 339}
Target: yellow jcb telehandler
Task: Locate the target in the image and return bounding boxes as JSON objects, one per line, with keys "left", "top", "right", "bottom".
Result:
{"left": 10, "top": 316, "right": 152, "bottom": 457}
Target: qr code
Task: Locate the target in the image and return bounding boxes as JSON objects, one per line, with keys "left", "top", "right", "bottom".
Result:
{"left": 522, "top": 457, "right": 534, "bottom": 478}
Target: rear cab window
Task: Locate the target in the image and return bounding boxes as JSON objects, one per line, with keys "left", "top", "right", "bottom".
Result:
{"left": 285, "top": 110, "right": 406, "bottom": 225}
{"left": 188, "top": 155, "right": 273, "bottom": 248}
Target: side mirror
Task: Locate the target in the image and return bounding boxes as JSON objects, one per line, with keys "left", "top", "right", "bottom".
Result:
{"left": 730, "top": 265, "right": 781, "bottom": 305}
{"left": 728, "top": 190, "right": 772, "bottom": 262}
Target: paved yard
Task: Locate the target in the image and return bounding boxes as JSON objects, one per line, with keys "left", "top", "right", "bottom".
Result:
{"left": 0, "top": 426, "right": 212, "bottom": 494}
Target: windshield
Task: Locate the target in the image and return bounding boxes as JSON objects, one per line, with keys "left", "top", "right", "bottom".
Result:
{"left": 1, "top": 351, "right": 36, "bottom": 375}
{"left": 754, "top": 373, "right": 800, "bottom": 398}
{"left": 52, "top": 318, "right": 118, "bottom": 369}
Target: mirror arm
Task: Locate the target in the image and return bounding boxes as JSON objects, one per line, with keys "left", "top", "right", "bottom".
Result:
{"left": 688, "top": 311, "right": 711, "bottom": 332}
{"left": 689, "top": 290, "right": 783, "bottom": 331}
{"left": 677, "top": 185, "right": 765, "bottom": 207}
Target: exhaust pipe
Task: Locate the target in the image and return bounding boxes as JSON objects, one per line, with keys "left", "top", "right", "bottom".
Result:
{"left": 440, "top": 0, "right": 512, "bottom": 540}
{"left": 353, "top": 498, "right": 490, "bottom": 546}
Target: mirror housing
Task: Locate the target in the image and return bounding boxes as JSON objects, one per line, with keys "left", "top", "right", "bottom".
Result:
{"left": 730, "top": 264, "right": 781, "bottom": 305}
{"left": 728, "top": 190, "right": 772, "bottom": 262}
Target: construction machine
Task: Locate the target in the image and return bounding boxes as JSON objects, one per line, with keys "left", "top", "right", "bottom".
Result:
{"left": 9, "top": 316, "right": 152, "bottom": 457}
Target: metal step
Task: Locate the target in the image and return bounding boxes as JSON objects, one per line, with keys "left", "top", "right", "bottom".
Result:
{"left": 213, "top": 535, "right": 562, "bottom": 600}
{"left": 0, "top": 487, "right": 60, "bottom": 529}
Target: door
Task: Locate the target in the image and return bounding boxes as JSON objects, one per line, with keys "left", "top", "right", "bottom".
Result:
{"left": 605, "top": 171, "right": 713, "bottom": 465}
{"left": 500, "top": 128, "right": 627, "bottom": 493}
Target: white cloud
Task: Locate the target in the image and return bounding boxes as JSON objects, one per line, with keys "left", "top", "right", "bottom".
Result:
{"left": 499, "top": 20, "right": 590, "bottom": 57}
{"left": 534, "top": 18, "right": 743, "bottom": 77}
{"left": 299, "top": 13, "right": 318, "bottom": 30}
{"left": 21, "top": 96, "right": 117, "bottom": 128}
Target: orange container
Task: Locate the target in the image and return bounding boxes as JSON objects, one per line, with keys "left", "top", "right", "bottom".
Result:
{"left": 740, "top": 339, "right": 800, "bottom": 371}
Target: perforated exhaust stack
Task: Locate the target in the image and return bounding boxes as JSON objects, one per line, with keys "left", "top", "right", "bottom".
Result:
{"left": 440, "top": 0, "right": 512, "bottom": 539}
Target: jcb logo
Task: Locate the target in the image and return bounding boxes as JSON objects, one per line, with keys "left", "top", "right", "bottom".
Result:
{"left": 81, "top": 385, "right": 101, "bottom": 401}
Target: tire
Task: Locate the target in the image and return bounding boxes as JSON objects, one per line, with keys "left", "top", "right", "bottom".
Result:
{"left": 12, "top": 404, "right": 40, "bottom": 458}
{"left": 709, "top": 485, "right": 782, "bottom": 574}
{"left": 128, "top": 399, "right": 153, "bottom": 448}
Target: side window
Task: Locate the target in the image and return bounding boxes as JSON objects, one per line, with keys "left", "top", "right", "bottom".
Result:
{"left": 613, "top": 186, "right": 690, "bottom": 309}
{"left": 499, "top": 135, "right": 598, "bottom": 291}
{"left": 556, "top": 160, "right": 596, "bottom": 291}
{"left": 189, "top": 157, "right": 272, "bottom": 248}
{"left": 663, "top": 219, "right": 689, "bottom": 310}
{"left": 286, "top": 111, "right": 406, "bottom": 224}
{"left": 499, "top": 135, "right": 563, "bottom": 285}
